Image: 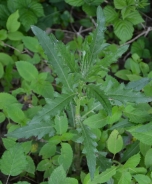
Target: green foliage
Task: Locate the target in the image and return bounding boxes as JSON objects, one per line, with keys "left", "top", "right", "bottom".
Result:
{"left": 1, "top": 1, "right": 152, "bottom": 183}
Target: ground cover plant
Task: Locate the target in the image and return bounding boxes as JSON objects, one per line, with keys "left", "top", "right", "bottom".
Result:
{"left": 0, "top": 0, "right": 152, "bottom": 183}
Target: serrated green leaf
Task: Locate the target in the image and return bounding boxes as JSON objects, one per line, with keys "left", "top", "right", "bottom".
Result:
{"left": 6, "top": 10, "right": 20, "bottom": 32}
{"left": 25, "top": 155, "right": 35, "bottom": 174}
{"left": 145, "top": 148, "right": 152, "bottom": 168}
{"left": 127, "top": 122, "right": 152, "bottom": 145}
{"left": 83, "top": 112, "right": 107, "bottom": 129}
{"left": 133, "top": 174, "right": 151, "bottom": 184}
{"left": 48, "top": 165, "right": 66, "bottom": 184}
{"left": 54, "top": 114, "right": 68, "bottom": 135}
{"left": 58, "top": 143, "right": 73, "bottom": 170}
{"left": 82, "top": 4, "right": 96, "bottom": 16}
{"left": 0, "top": 62, "right": 4, "bottom": 78}
{"left": 115, "top": 69, "right": 131, "bottom": 80}
{"left": 123, "top": 104, "right": 152, "bottom": 124}
{"left": 114, "top": 0, "right": 127, "bottom": 9}
{"left": 80, "top": 124, "right": 97, "bottom": 180}
{"left": 104, "top": 6, "right": 118, "bottom": 23}
{"left": 107, "top": 84, "right": 152, "bottom": 104}
{"left": 22, "top": 36, "right": 40, "bottom": 52}
{"left": 126, "top": 78, "right": 150, "bottom": 91}
{"left": 114, "top": 19, "right": 134, "bottom": 42}
{"left": 16, "top": 61, "right": 38, "bottom": 82}
{"left": 30, "top": 92, "right": 75, "bottom": 125}
{"left": 88, "top": 85, "right": 112, "bottom": 115}
{"left": 126, "top": 11, "right": 144, "bottom": 25}
{"left": 0, "top": 92, "right": 18, "bottom": 109}
{"left": 2, "top": 138, "right": 16, "bottom": 150}
{"left": 65, "top": 0, "right": 83, "bottom": 6}
{"left": 31, "top": 26, "right": 73, "bottom": 90}
{"left": 0, "top": 29, "right": 7, "bottom": 40}
{"left": 118, "top": 171, "right": 132, "bottom": 184}
{"left": 1, "top": 144, "right": 27, "bottom": 176}
{"left": 140, "top": 142, "right": 151, "bottom": 156}
{"left": 39, "top": 143, "right": 56, "bottom": 159}
{"left": 123, "top": 153, "right": 140, "bottom": 169}
{"left": 37, "top": 159, "right": 52, "bottom": 171}
{"left": 107, "top": 129, "right": 123, "bottom": 155}
{"left": 17, "top": 0, "right": 44, "bottom": 30}
{"left": 7, "top": 120, "right": 54, "bottom": 139}
{"left": 88, "top": 166, "right": 116, "bottom": 184}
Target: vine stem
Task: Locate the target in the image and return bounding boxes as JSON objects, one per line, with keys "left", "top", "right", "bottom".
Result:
{"left": 5, "top": 175, "right": 10, "bottom": 184}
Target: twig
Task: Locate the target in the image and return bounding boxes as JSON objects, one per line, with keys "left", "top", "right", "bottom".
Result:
{"left": 121, "top": 26, "right": 152, "bottom": 46}
{"left": 3, "top": 42, "right": 21, "bottom": 53}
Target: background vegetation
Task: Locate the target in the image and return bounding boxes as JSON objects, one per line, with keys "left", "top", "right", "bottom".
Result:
{"left": 0, "top": 0, "right": 152, "bottom": 183}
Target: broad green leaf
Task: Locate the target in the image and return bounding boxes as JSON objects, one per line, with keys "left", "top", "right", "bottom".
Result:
{"left": 25, "top": 156, "right": 35, "bottom": 174}
{"left": 65, "top": 0, "right": 83, "bottom": 6}
{"left": 18, "top": 0, "right": 44, "bottom": 31}
{"left": 88, "top": 166, "right": 116, "bottom": 184}
{"left": 48, "top": 165, "right": 66, "bottom": 184}
{"left": 115, "top": 69, "right": 131, "bottom": 80}
{"left": 104, "top": 6, "right": 119, "bottom": 23}
{"left": 2, "top": 138, "right": 16, "bottom": 150}
{"left": 83, "top": 113, "right": 107, "bottom": 129}
{"left": 129, "top": 167, "right": 147, "bottom": 175}
{"left": 126, "top": 11, "right": 144, "bottom": 25}
{"left": 37, "top": 159, "right": 52, "bottom": 171}
{"left": 114, "top": 0, "right": 127, "bottom": 9}
{"left": 0, "top": 29, "right": 7, "bottom": 40}
{"left": 39, "top": 143, "right": 56, "bottom": 159}
{"left": 0, "top": 112, "right": 5, "bottom": 123}
{"left": 8, "top": 31, "right": 23, "bottom": 41}
{"left": 107, "top": 129, "right": 123, "bottom": 155}
{"left": 123, "top": 153, "right": 140, "bottom": 169}
{"left": 0, "top": 144, "right": 27, "bottom": 176}
{"left": 118, "top": 172, "right": 132, "bottom": 184}
{"left": 128, "top": 122, "right": 152, "bottom": 145}
{"left": 80, "top": 124, "right": 97, "bottom": 180}
{"left": 107, "top": 84, "right": 152, "bottom": 104}
{"left": 88, "top": 85, "right": 112, "bottom": 115}
{"left": 7, "top": 120, "right": 54, "bottom": 139}
{"left": 123, "top": 105, "right": 152, "bottom": 124}
{"left": 31, "top": 80, "right": 54, "bottom": 98}
{"left": 7, "top": 105, "right": 27, "bottom": 125}
{"left": 63, "top": 178, "right": 78, "bottom": 184}
{"left": 22, "top": 36, "right": 40, "bottom": 52}
{"left": 145, "top": 148, "right": 152, "bottom": 168}
{"left": 0, "top": 92, "right": 18, "bottom": 109}
{"left": 30, "top": 92, "right": 76, "bottom": 125}
{"left": 31, "top": 26, "right": 72, "bottom": 90}
{"left": 82, "top": 4, "right": 96, "bottom": 16}
{"left": 133, "top": 174, "right": 151, "bottom": 184}
{"left": 114, "top": 20, "right": 134, "bottom": 42}
{"left": 58, "top": 143, "right": 73, "bottom": 170}
{"left": 16, "top": 61, "right": 39, "bottom": 82}
{"left": 54, "top": 114, "right": 68, "bottom": 135}
{"left": 6, "top": 10, "right": 20, "bottom": 32}
{"left": 0, "top": 63, "right": 4, "bottom": 78}
{"left": 140, "top": 142, "right": 151, "bottom": 156}
{"left": 0, "top": 53, "right": 14, "bottom": 65}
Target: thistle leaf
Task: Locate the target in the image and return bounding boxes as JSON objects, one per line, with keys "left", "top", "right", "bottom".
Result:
{"left": 80, "top": 124, "right": 97, "bottom": 180}
{"left": 107, "top": 84, "right": 152, "bottom": 104}
{"left": 31, "top": 26, "right": 73, "bottom": 90}
{"left": 30, "top": 92, "right": 76, "bottom": 125}
{"left": 7, "top": 120, "right": 54, "bottom": 139}
{"left": 88, "top": 85, "right": 112, "bottom": 115}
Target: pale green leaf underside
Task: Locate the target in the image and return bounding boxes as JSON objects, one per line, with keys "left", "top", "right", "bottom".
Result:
{"left": 7, "top": 121, "right": 54, "bottom": 139}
